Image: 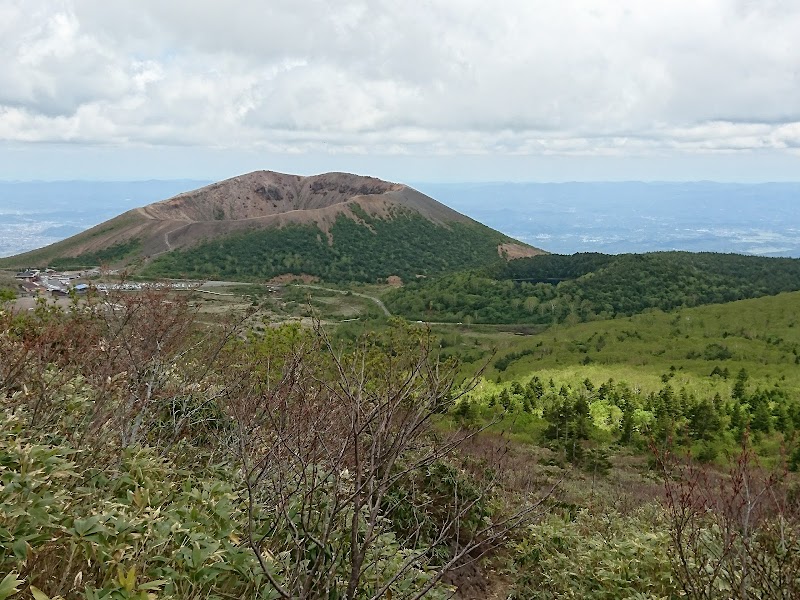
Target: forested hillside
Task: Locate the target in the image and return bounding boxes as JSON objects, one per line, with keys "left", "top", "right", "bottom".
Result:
{"left": 143, "top": 208, "right": 514, "bottom": 283}
{"left": 2, "top": 172, "right": 539, "bottom": 283}
{"left": 384, "top": 251, "right": 800, "bottom": 323}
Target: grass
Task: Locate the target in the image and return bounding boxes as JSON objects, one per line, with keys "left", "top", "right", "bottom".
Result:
{"left": 6, "top": 266, "right": 797, "bottom": 425}
{"left": 174, "top": 282, "right": 387, "bottom": 329}
{"left": 435, "top": 291, "right": 800, "bottom": 392}
{"left": 3, "top": 272, "right": 799, "bottom": 597}
{"left": 239, "top": 287, "right": 800, "bottom": 415}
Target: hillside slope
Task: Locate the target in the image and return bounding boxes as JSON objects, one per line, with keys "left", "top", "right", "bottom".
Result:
{"left": 1, "top": 171, "right": 542, "bottom": 282}
{"left": 384, "top": 251, "right": 800, "bottom": 323}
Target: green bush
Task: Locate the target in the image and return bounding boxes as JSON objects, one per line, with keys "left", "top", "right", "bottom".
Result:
{"left": 385, "top": 251, "right": 800, "bottom": 324}
{"left": 509, "top": 506, "right": 675, "bottom": 599}
{"left": 0, "top": 302, "right": 471, "bottom": 599}
{"left": 0, "top": 410, "right": 275, "bottom": 599}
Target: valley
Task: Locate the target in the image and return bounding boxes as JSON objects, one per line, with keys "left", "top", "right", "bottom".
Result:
{"left": 2, "top": 173, "right": 799, "bottom": 599}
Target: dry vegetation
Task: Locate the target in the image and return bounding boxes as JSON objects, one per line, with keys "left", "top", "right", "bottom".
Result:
{"left": 0, "top": 290, "right": 556, "bottom": 599}
{"left": 2, "top": 276, "right": 799, "bottom": 598}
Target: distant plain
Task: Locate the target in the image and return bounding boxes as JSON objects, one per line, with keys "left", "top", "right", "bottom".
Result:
{"left": 2, "top": 180, "right": 799, "bottom": 258}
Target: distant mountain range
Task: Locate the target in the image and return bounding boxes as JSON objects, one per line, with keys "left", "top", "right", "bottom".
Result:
{"left": 0, "top": 171, "right": 539, "bottom": 283}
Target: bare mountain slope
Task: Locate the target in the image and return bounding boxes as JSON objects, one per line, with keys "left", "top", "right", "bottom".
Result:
{"left": 1, "top": 171, "right": 542, "bottom": 281}
{"left": 141, "top": 171, "right": 463, "bottom": 222}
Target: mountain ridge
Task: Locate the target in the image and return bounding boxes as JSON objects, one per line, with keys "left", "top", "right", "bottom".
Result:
{"left": 1, "top": 170, "right": 542, "bottom": 282}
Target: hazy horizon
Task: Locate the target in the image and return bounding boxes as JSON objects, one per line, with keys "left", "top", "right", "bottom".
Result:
{"left": 2, "top": 179, "right": 799, "bottom": 259}
{"left": 2, "top": 177, "right": 800, "bottom": 184}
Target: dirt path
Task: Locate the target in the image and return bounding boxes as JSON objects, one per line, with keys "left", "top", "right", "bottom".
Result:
{"left": 163, "top": 222, "right": 194, "bottom": 251}
{"left": 294, "top": 284, "right": 391, "bottom": 317}
{"left": 147, "top": 222, "right": 192, "bottom": 257}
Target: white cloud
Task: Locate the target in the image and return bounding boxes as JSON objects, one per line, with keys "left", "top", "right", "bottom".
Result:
{"left": 1, "top": 0, "right": 799, "bottom": 159}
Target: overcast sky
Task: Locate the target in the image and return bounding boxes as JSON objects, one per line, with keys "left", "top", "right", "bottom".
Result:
{"left": 1, "top": 0, "right": 799, "bottom": 182}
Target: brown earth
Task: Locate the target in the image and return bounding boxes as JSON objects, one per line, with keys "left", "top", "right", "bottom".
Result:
{"left": 2, "top": 170, "right": 544, "bottom": 270}
{"left": 385, "top": 275, "right": 403, "bottom": 287}
{"left": 142, "top": 171, "right": 402, "bottom": 221}
{"left": 497, "top": 242, "right": 545, "bottom": 259}
{"left": 3, "top": 171, "right": 485, "bottom": 267}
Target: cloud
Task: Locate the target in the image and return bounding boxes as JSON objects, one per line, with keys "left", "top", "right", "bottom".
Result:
{"left": 1, "top": 0, "right": 799, "bottom": 158}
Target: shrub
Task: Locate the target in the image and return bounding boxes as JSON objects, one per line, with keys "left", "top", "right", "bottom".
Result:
{"left": 509, "top": 505, "right": 675, "bottom": 599}
{"left": 0, "top": 411, "right": 273, "bottom": 599}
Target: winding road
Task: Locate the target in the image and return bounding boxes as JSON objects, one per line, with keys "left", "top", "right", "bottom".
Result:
{"left": 293, "top": 284, "right": 391, "bottom": 317}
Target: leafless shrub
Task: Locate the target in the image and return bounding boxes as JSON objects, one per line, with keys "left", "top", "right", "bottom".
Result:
{"left": 656, "top": 433, "right": 800, "bottom": 599}
{"left": 1, "top": 289, "right": 250, "bottom": 456}
{"left": 85, "top": 289, "right": 249, "bottom": 450}
{"left": 231, "top": 320, "right": 558, "bottom": 600}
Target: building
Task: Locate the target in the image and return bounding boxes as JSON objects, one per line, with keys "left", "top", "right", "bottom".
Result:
{"left": 19, "top": 282, "right": 41, "bottom": 296}
{"left": 15, "top": 270, "right": 39, "bottom": 280}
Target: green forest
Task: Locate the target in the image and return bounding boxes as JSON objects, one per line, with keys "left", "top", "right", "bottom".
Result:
{"left": 384, "top": 251, "right": 800, "bottom": 324}
{"left": 143, "top": 207, "right": 511, "bottom": 283}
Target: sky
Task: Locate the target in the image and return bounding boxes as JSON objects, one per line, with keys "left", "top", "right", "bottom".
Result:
{"left": 1, "top": 0, "right": 799, "bottom": 183}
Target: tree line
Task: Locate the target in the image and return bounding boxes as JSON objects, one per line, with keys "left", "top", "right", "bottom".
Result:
{"left": 144, "top": 208, "right": 510, "bottom": 283}
{"left": 384, "top": 251, "right": 800, "bottom": 324}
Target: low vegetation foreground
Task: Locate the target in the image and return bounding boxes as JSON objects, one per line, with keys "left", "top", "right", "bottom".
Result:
{"left": 1, "top": 173, "right": 800, "bottom": 598}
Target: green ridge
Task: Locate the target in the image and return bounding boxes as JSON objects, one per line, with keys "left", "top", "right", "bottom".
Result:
{"left": 385, "top": 251, "right": 800, "bottom": 324}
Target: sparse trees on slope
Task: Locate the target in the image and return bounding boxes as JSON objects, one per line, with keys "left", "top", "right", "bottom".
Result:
{"left": 657, "top": 433, "right": 800, "bottom": 599}
{"left": 231, "top": 320, "right": 556, "bottom": 600}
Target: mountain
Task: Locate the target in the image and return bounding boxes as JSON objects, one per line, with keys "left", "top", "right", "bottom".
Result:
{"left": 0, "top": 180, "right": 211, "bottom": 258}
{"left": 0, "top": 171, "right": 542, "bottom": 283}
